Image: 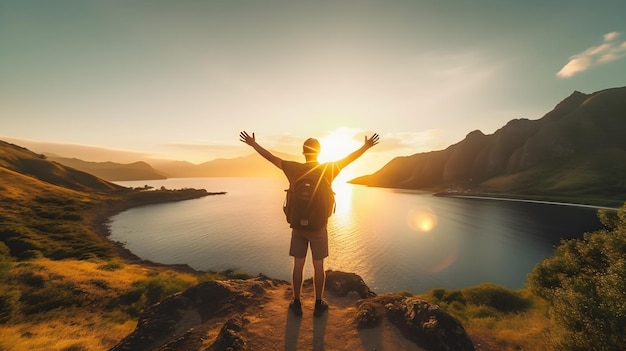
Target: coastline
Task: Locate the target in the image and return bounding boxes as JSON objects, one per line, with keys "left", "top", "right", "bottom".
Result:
{"left": 433, "top": 191, "right": 622, "bottom": 210}
{"left": 89, "top": 188, "right": 225, "bottom": 274}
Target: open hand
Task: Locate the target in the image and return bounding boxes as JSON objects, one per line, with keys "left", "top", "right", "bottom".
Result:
{"left": 239, "top": 131, "right": 256, "bottom": 145}
{"left": 364, "top": 133, "right": 380, "bottom": 148}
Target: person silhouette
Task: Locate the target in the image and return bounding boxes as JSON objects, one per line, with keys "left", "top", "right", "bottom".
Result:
{"left": 239, "top": 130, "right": 379, "bottom": 317}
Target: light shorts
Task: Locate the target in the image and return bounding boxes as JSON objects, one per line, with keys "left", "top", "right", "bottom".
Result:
{"left": 289, "top": 226, "right": 329, "bottom": 260}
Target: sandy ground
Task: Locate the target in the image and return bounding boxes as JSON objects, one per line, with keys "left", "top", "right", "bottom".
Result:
{"left": 232, "top": 280, "right": 424, "bottom": 351}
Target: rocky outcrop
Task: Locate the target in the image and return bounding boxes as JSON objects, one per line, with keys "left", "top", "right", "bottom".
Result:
{"left": 110, "top": 271, "right": 475, "bottom": 351}
{"left": 355, "top": 295, "right": 475, "bottom": 351}
{"left": 318, "top": 270, "right": 376, "bottom": 298}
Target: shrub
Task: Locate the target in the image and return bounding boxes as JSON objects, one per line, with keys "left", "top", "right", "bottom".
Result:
{"left": 5, "top": 237, "right": 42, "bottom": 259}
{"left": 528, "top": 202, "right": 626, "bottom": 351}
{"left": 432, "top": 289, "right": 465, "bottom": 304}
{"left": 19, "top": 281, "right": 79, "bottom": 314}
{"left": 463, "top": 283, "right": 531, "bottom": 313}
{"left": 113, "top": 272, "right": 195, "bottom": 316}
{"left": 431, "top": 288, "right": 446, "bottom": 300}
{"left": 98, "top": 262, "right": 123, "bottom": 271}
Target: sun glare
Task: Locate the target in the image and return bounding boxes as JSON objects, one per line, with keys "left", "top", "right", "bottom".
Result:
{"left": 317, "top": 128, "right": 363, "bottom": 164}
{"left": 407, "top": 206, "right": 438, "bottom": 232}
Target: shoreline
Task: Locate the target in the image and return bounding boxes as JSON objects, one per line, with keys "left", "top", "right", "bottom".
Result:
{"left": 433, "top": 191, "right": 621, "bottom": 210}
{"left": 89, "top": 188, "right": 225, "bottom": 274}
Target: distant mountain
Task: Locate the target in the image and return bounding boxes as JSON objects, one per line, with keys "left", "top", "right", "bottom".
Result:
{"left": 351, "top": 87, "right": 626, "bottom": 206}
{"left": 0, "top": 140, "right": 122, "bottom": 193}
{"left": 151, "top": 151, "right": 299, "bottom": 178}
{"left": 5, "top": 138, "right": 301, "bottom": 180}
{"left": 48, "top": 156, "right": 166, "bottom": 181}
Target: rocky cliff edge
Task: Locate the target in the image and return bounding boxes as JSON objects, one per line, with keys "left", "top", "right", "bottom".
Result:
{"left": 111, "top": 271, "right": 475, "bottom": 351}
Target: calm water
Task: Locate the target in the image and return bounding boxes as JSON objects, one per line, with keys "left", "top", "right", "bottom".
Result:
{"left": 110, "top": 178, "right": 603, "bottom": 293}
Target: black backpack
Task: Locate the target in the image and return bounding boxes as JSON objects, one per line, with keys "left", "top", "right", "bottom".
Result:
{"left": 283, "top": 165, "right": 335, "bottom": 230}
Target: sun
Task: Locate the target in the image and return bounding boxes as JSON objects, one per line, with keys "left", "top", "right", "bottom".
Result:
{"left": 317, "top": 127, "right": 363, "bottom": 163}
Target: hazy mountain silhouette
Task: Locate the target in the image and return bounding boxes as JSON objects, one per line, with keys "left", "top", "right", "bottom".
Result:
{"left": 150, "top": 151, "right": 299, "bottom": 178}
{"left": 351, "top": 86, "right": 626, "bottom": 205}
{"left": 40, "top": 150, "right": 298, "bottom": 180}
{"left": 47, "top": 156, "right": 166, "bottom": 181}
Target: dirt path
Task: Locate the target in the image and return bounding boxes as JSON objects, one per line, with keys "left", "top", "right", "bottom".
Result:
{"left": 240, "top": 280, "right": 424, "bottom": 351}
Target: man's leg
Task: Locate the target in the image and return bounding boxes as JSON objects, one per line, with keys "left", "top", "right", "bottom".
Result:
{"left": 312, "top": 258, "right": 328, "bottom": 317}
{"left": 292, "top": 257, "right": 306, "bottom": 300}
{"left": 289, "top": 257, "right": 306, "bottom": 316}
{"left": 312, "top": 258, "right": 325, "bottom": 300}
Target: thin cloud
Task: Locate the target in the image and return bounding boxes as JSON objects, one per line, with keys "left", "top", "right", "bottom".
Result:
{"left": 604, "top": 32, "right": 620, "bottom": 41}
{"left": 557, "top": 32, "right": 626, "bottom": 78}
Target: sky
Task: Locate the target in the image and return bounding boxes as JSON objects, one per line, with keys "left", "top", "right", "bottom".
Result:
{"left": 1, "top": 0, "right": 626, "bottom": 177}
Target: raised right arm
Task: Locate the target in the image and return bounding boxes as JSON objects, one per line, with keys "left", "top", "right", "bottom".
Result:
{"left": 336, "top": 133, "right": 379, "bottom": 170}
{"left": 239, "top": 131, "right": 283, "bottom": 169}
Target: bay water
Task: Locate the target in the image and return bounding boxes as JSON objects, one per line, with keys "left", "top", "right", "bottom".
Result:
{"left": 109, "top": 177, "right": 603, "bottom": 293}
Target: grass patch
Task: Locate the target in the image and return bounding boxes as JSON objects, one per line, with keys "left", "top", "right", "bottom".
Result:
{"left": 419, "top": 284, "right": 551, "bottom": 351}
{"left": 0, "top": 258, "right": 219, "bottom": 350}
{"left": 0, "top": 314, "right": 136, "bottom": 351}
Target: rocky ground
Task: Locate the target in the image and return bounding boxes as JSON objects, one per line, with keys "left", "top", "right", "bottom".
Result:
{"left": 111, "top": 271, "right": 475, "bottom": 351}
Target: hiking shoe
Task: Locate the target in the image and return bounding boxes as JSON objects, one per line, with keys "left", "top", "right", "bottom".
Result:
{"left": 314, "top": 300, "right": 328, "bottom": 317}
{"left": 289, "top": 300, "right": 302, "bottom": 316}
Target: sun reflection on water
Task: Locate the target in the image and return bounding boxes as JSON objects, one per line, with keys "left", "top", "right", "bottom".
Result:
{"left": 331, "top": 181, "right": 354, "bottom": 218}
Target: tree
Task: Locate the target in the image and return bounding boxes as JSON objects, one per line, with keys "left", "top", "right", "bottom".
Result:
{"left": 527, "top": 203, "right": 626, "bottom": 351}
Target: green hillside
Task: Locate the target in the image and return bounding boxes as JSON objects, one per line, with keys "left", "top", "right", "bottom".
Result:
{"left": 0, "top": 140, "right": 218, "bottom": 350}
{"left": 0, "top": 140, "right": 209, "bottom": 261}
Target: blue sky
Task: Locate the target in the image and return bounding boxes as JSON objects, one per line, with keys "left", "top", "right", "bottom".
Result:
{"left": 1, "top": 0, "right": 625, "bottom": 175}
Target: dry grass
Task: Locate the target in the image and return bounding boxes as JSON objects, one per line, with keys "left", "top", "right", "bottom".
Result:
{"left": 0, "top": 314, "right": 136, "bottom": 351}
{"left": 0, "top": 258, "right": 204, "bottom": 351}
{"left": 466, "top": 306, "right": 553, "bottom": 351}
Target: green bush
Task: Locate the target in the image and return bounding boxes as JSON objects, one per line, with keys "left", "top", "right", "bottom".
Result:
{"left": 528, "top": 202, "right": 626, "bottom": 351}
{"left": 431, "top": 289, "right": 465, "bottom": 304}
{"left": 113, "top": 274, "right": 194, "bottom": 317}
{"left": 431, "top": 288, "right": 446, "bottom": 300}
{"left": 426, "top": 283, "right": 532, "bottom": 324}
{"left": 463, "top": 283, "right": 531, "bottom": 313}
{"left": 137, "top": 276, "right": 193, "bottom": 306}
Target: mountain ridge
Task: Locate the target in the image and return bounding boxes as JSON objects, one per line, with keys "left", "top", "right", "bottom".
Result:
{"left": 350, "top": 86, "right": 626, "bottom": 207}
{"left": 46, "top": 156, "right": 167, "bottom": 181}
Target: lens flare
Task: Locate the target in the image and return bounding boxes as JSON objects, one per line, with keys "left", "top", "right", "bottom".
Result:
{"left": 426, "top": 245, "right": 459, "bottom": 273}
{"left": 407, "top": 206, "right": 438, "bottom": 232}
